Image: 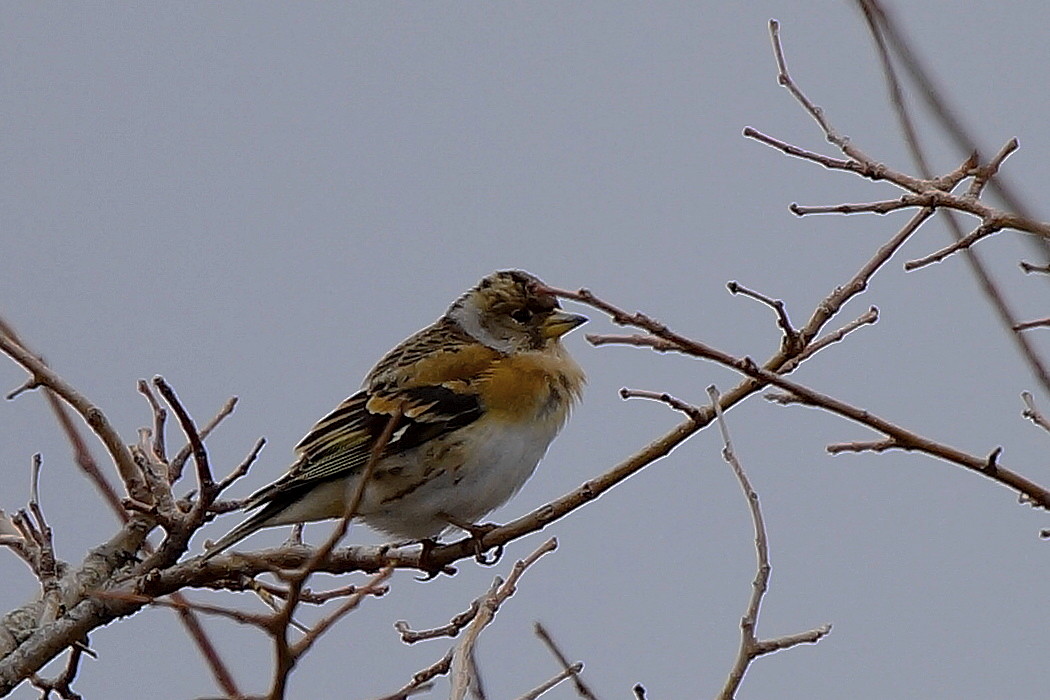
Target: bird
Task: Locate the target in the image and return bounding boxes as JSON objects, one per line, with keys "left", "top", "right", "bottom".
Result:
{"left": 203, "top": 270, "right": 587, "bottom": 559}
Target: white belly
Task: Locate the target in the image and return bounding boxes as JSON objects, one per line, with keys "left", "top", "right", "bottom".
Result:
{"left": 359, "top": 416, "right": 560, "bottom": 539}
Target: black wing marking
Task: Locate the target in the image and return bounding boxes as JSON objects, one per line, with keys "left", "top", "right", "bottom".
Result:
{"left": 245, "top": 385, "right": 482, "bottom": 507}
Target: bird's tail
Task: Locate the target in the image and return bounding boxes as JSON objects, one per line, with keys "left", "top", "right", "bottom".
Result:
{"left": 200, "top": 506, "right": 275, "bottom": 560}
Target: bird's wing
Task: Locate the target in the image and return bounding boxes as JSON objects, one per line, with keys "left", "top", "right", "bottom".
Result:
{"left": 244, "top": 374, "right": 490, "bottom": 509}
{"left": 297, "top": 383, "right": 481, "bottom": 477}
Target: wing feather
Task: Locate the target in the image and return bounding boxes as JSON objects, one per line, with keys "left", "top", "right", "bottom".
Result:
{"left": 244, "top": 383, "right": 482, "bottom": 508}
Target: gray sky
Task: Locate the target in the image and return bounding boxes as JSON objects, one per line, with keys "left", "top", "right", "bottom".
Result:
{"left": 2, "top": 2, "right": 1048, "bottom": 698}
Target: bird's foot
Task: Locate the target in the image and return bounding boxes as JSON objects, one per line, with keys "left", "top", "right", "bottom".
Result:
{"left": 442, "top": 515, "right": 503, "bottom": 566}
{"left": 415, "top": 538, "right": 457, "bottom": 581}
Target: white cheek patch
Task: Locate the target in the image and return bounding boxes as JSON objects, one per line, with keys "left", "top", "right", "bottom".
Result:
{"left": 449, "top": 299, "right": 516, "bottom": 353}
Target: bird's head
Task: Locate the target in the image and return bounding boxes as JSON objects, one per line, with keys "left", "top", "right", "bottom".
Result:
{"left": 449, "top": 270, "right": 588, "bottom": 353}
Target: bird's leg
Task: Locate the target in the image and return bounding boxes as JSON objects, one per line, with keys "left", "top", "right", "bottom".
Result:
{"left": 440, "top": 514, "right": 503, "bottom": 566}
{"left": 283, "top": 522, "right": 305, "bottom": 548}
{"left": 415, "top": 537, "right": 457, "bottom": 580}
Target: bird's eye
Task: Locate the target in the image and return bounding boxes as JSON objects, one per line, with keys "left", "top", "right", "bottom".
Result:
{"left": 510, "top": 308, "right": 532, "bottom": 324}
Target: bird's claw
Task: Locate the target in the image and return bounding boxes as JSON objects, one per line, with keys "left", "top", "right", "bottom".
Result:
{"left": 474, "top": 542, "right": 503, "bottom": 566}
{"left": 415, "top": 538, "right": 457, "bottom": 581}
{"left": 459, "top": 521, "right": 503, "bottom": 566}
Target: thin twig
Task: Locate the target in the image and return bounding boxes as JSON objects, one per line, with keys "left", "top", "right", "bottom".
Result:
{"left": 591, "top": 329, "right": 1050, "bottom": 508}
{"left": 449, "top": 539, "right": 559, "bottom": 700}
{"left": 303, "top": 408, "right": 402, "bottom": 575}
{"left": 904, "top": 222, "right": 1001, "bottom": 270}
{"left": 1013, "top": 318, "right": 1050, "bottom": 332}
{"left": 288, "top": 567, "right": 393, "bottom": 659}
{"left": 741, "top": 127, "right": 866, "bottom": 175}
{"left": 769, "top": 20, "right": 867, "bottom": 161}
{"left": 137, "top": 379, "right": 169, "bottom": 463}
{"left": 29, "top": 643, "right": 86, "bottom": 700}
{"left": 170, "top": 592, "right": 245, "bottom": 698}
{"left": 781, "top": 306, "right": 879, "bottom": 373}
{"left": 848, "top": 6, "right": 1050, "bottom": 394}
{"left": 218, "top": 437, "right": 267, "bottom": 492}
{"left": 512, "top": 663, "right": 584, "bottom": 700}
{"left": 44, "top": 391, "right": 128, "bottom": 521}
{"left": 94, "top": 590, "right": 271, "bottom": 629}
{"left": 1020, "top": 392, "right": 1050, "bottom": 434}
{"left": 534, "top": 622, "right": 598, "bottom": 700}
{"left": 153, "top": 376, "right": 216, "bottom": 497}
{"left": 709, "top": 386, "right": 830, "bottom": 700}
{"left": 266, "top": 410, "right": 402, "bottom": 700}
{"left": 619, "top": 388, "right": 704, "bottom": 421}
{"left": 856, "top": 0, "right": 1050, "bottom": 259}
{"left": 791, "top": 197, "right": 922, "bottom": 217}
{"left": 726, "top": 281, "right": 799, "bottom": 352}
{"left": 168, "top": 396, "right": 239, "bottom": 483}
{"left": 0, "top": 320, "right": 146, "bottom": 503}
{"left": 395, "top": 600, "right": 483, "bottom": 644}
{"left": 1020, "top": 261, "right": 1050, "bottom": 275}
{"left": 371, "top": 649, "right": 454, "bottom": 700}
{"left": 967, "top": 139, "right": 1020, "bottom": 199}
{"left": 826, "top": 439, "right": 899, "bottom": 454}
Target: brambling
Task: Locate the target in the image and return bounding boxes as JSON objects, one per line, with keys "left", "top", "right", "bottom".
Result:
{"left": 204, "top": 270, "right": 586, "bottom": 558}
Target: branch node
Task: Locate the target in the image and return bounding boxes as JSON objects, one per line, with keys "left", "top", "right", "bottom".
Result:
{"left": 985, "top": 446, "right": 1003, "bottom": 475}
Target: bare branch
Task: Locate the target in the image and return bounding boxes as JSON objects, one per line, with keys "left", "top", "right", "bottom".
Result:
{"left": 96, "top": 591, "right": 270, "bottom": 631}
{"left": 0, "top": 509, "right": 32, "bottom": 566}
{"left": 303, "top": 408, "right": 402, "bottom": 576}
{"left": 742, "top": 127, "right": 867, "bottom": 175}
{"left": 153, "top": 376, "right": 216, "bottom": 499}
{"left": 26, "top": 455, "right": 64, "bottom": 627}
{"left": 449, "top": 539, "right": 559, "bottom": 700}
{"left": 1013, "top": 318, "right": 1050, "bottom": 332}
{"left": 782, "top": 306, "right": 879, "bottom": 372}
{"left": 29, "top": 643, "right": 86, "bottom": 700}
{"left": 512, "top": 662, "right": 584, "bottom": 700}
{"left": 1020, "top": 392, "right": 1050, "bottom": 434}
{"left": 1020, "top": 261, "right": 1050, "bottom": 275}
{"left": 709, "top": 386, "right": 830, "bottom": 700}
{"left": 371, "top": 649, "right": 454, "bottom": 700}
{"left": 0, "top": 322, "right": 146, "bottom": 504}
{"left": 857, "top": 0, "right": 1050, "bottom": 395}
{"left": 288, "top": 567, "right": 392, "bottom": 660}
{"left": 791, "top": 197, "right": 924, "bottom": 217}
{"left": 769, "top": 20, "right": 869, "bottom": 164}
{"left": 47, "top": 394, "right": 128, "bottom": 522}
{"left": 855, "top": 0, "right": 1050, "bottom": 261}
{"left": 619, "top": 388, "right": 704, "bottom": 422}
{"left": 726, "top": 281, "right": 799, "bottom": 351}
{"left": 218, "top": 437, "right": 267, "bottom": 493}
{"left": 170, "top": 592, "right": 245, "bottom": 698}
{"left": 904, "top": 222, "right": 1001, "bottom": 270}
{"left": 762, "top": 19, "right": 1050, "bottom": 240}
{"left": 263, "top": 410, "right": 403, "bottom": 700}
{"left": 168, "top": 396, "right": 239, "bottom": 484}
{"left": 559, "top": 283, "right": 1050, "bottom": 509}
{"left": 749, "top": 18, "right": 1050, "bottom": 396}
{"left": 131, "top": 442, "right": 177, "bottom": 528}
{"left": 137, "top": 379, "right": 169, "bottom": 463}
{"left": 826, "top": 439, "right": 899, "bottom": 454}
{"left": 966, "top": 138, "right": 1020, "bottom": 199}
{"left": 534, "top": 622, "right": 598, "bottom": 700}
{"left": 395, "top": 600, "right": 483, "bottom": 644}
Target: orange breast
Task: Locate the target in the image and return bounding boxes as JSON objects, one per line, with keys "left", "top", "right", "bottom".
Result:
{"left": 478, "top": 349, "right": 584, "bottom": 422}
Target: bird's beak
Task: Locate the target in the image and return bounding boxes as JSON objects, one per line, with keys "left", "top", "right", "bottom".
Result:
{"left": 541, "top": 310, "right": 588, "bottom": 339}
